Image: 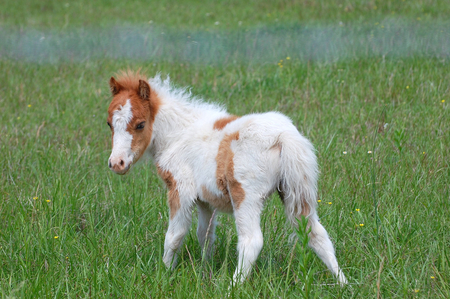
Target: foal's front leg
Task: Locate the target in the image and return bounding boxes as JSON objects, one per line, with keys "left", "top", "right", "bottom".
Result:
{"left": 162, "top": 198, "right": 194, "bottom": 269}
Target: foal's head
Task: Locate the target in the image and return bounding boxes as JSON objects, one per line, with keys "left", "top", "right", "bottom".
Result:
{"left": 107, "top": 71, "right": 160, "bottom": 175}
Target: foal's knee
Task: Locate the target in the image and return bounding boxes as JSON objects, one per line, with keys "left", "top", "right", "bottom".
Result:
{"left": 165, "top": 228, "right": 187, "bottom": 247}
{"left": 238, "top": 230, "right": 264, "bottom": 258}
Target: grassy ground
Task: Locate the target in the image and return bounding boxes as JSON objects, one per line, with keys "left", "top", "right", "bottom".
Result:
{"left": 1, "top": 1, "right": 449, "bottom": 298}
{"left": 2, "top": 0, "right": 450, "bottom": 29}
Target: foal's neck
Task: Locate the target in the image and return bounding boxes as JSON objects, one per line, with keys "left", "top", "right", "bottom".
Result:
{"left": 148, "top": 95, "right": 202, "bottom": 161}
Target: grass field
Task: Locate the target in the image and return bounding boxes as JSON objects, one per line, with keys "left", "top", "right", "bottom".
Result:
{"left": 1, "top": 1, "right": 449, "bottom": 298}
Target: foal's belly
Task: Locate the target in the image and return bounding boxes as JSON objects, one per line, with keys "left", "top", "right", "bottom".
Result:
{"left": 199, "top": 185, "right": 234, "bottom": 213}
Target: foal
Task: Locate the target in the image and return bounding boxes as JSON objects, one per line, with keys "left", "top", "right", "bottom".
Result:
{"left": 106, "top": 70, "right": 347, "bottom": 285}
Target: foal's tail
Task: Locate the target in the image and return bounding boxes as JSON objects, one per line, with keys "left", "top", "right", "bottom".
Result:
{"left": 278, "top": 130, "right": 319, "bottom": 226}
{"left": 278, "top": 130, "right": 348, "bottom": 285}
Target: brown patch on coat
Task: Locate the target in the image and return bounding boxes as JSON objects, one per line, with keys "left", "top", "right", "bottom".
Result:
{"left": 201, "top": 185, "right": 233, "bottom": 213}
{"left": 215, "top": 132, "right": 246, "bottom": 209}
{"left": 300, "top": 199, "right": 311, "bottom": 217}
{"left": 107, "top": 70, "right": 162, "bottom": 163}
{"left": 278, "top": 189, "right": 311, "bottom": 217}
{"left": 157, "top": 166, "right": 180, "bottom": 219}
{"left": 213, "top": 115, "right": 239, "bottom": 130}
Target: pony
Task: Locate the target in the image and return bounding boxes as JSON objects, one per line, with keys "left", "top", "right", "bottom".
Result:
{"left": 106, "top": 70, "right": 347, "bottom": 285}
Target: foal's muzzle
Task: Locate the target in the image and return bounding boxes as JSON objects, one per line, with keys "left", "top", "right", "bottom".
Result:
{"left": 109, "top": 156, "right": 131, "bottom": 175}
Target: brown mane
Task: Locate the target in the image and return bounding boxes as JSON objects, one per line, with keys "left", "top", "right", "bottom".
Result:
{"left": 114, "top": 69, "right": 148, "bottom": 93}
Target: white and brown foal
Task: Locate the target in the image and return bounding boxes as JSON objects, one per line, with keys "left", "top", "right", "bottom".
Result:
{"left": 106, "top": 71, "right": 347, "bottom": 285}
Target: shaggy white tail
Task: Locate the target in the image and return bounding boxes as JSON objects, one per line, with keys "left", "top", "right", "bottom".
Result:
{"left": 278, "top": 131, "right": 319, "bottom": 226}
{"left": 278, "top": 131, "right": 348, "bottom": 285}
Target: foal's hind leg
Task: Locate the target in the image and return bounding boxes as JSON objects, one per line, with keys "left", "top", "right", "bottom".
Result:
{"left": 307, "top": 214, "right": 348, "bottom": 285}
{"left": 232, "top": 197, "right": 264, "bottom": 283}
{"left": 196, "top": 201, "right": 217, "bottom": 260}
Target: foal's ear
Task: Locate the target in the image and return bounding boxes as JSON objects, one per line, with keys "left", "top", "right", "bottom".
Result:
{"left": 138, "top": 79, "right": 151, "bottom": 101}
{"left": 109, "top": 77, "right": 122, "bottom": 96}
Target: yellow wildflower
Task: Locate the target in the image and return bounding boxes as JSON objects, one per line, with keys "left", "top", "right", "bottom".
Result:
{"left": 356, "top": 209, "right": 360, "bottom": 212}
{"left": 33, "top": 197, "right": 38, "bottom": 200}
{"left": 359, "top": 223, "right": 364, "bottom": 227}
{"left": 54, "top": 236, "right": 59, "bottom": 239}
{"left": 442, "top": 100, "right": 445, "bottom": 103}
{"left": 328, "top": 202, "right": 332, "bottom": 205}
{"left": 318, "top": 200, "right": 321, "bottom": 203}
{"left": 46, "top": 200, "right": 51, "bottom": 203}
{"left": 28, "top": 104, "right": 31, "bottom": 108}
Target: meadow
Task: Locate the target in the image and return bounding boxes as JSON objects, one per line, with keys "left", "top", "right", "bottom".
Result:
{"left": 1, "top": 0, "right": 449, "bottom": 298}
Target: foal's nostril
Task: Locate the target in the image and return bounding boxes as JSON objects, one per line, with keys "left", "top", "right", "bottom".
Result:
{"left": 109, "top": 157, "right": 128, "bottom": 173}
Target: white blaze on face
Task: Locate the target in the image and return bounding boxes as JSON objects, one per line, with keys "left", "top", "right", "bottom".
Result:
{"left": 109, "top": 100, "right": 134, "bottom": 173}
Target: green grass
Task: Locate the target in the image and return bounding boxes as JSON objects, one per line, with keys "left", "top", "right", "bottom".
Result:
{"left": 1, "top": 1, "right": 450, "bottom": 298}
{"left": 2, "top": 0, "right": 450, "bottom": 29}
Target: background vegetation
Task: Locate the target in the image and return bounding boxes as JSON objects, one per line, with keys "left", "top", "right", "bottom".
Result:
{"left": 1, "top": 0, "right": 449, "bottom": 297}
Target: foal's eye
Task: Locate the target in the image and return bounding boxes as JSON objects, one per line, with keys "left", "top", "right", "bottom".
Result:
{"left": 136, "top": 122, "right": 145, "bottom": 130}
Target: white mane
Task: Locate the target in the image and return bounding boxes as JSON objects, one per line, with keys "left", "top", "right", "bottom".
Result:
{"left": 149, "top": 74, "right": 226, "bottom": 115}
